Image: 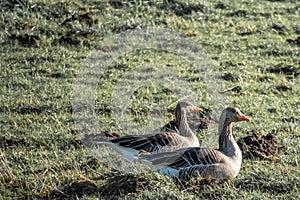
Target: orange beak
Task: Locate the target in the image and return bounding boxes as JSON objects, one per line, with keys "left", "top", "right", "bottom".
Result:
{"left": 191, "top": 107, "right": 203, "bottom": 112}
{"left": 237, "top": 113, "right": 251, "bottom": 122}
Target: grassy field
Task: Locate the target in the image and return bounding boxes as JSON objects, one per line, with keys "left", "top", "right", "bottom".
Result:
{"left": 1, "top": 0, "right": 300, "bottom": 199}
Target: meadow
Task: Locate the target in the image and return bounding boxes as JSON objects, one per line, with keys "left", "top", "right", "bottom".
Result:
{"left": 0, "top": 0, "right": 299, "bottom": 199}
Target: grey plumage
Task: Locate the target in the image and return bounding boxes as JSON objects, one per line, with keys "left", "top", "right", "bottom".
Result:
{"left": 95, "top": 101, "right": 202, "bottom": 161}
{"left": 138, "top": 107, "right": 251, "bottom": 179}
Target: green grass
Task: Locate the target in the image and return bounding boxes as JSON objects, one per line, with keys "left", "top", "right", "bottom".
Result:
{"left": 1, "top": 0, "right": 299, "bottom": 199}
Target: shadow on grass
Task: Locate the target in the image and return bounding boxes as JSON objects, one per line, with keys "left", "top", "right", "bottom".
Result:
{"left": 49, "top": 172, "right": 149, "bottom": 199}
{"left": 50, "top": 179, "right": 99, "bottom": 199}
{"left": 48, "top": 170, "right": 228, "bottom": 199}
{"left": 0, "top": 137, "right": 27, "bottom": 148}
{"left": 266, "top": 64, "right": 300, "bottom": 77}
{"left": 174, "top": 177, "right": 226, "bottom": 192}
{"left": 8, "top": 34, "right": 42, "bottom": 47}
{"left": 99, "top": 173, "right": 149, "bottom": 198}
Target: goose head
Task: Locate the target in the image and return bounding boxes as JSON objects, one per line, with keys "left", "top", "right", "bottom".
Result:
{"left": 175, "top": 101, "right": 203, "bottom": 120}
{"left": 218, "top": 107, "right": 251, "bottom": 152}
{"left": 221, "top": 107, "right": 251, "bottom": 123}
{"left": 175, "top": 101, "right": 203, "bottom": 127}
{"left": 218, "top": 107, "right": 251, "bottom": 134}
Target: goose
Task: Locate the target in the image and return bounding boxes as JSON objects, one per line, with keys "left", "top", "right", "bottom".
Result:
{"left": 95, "top": 101, "right": 203, "bottom": 162}
{"left": 138, "top": 107, "right": 251, "bottom": 179}
{"left": 161, "top": 109, "right": 218, "bottom": 133}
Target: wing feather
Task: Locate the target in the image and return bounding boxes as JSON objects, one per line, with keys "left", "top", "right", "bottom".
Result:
{"left": 110, "top": 132, "right": 181, "bottom": 152}
{"left": 139, "top": 147, "right": 225, "bottom": 169}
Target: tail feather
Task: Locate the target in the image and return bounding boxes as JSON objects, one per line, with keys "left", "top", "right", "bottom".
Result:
{"left": 96, "top": 141, "right": 140, "bottom": 162}
{"left": 82, "top": 132, "right": 119, "bottom": 147}
{"left": 160, "top": 167, "right": 180, "bottom": 177}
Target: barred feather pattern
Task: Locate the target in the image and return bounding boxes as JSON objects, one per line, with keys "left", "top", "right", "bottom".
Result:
{"left": 168, "top": 148, "right": 224, "bottom": 168}
{"left": 139, "top": 147, "right": 227, "bottom": 178}
{"left": 110, "top": 131, "right": 193, "bottom": 153}
{"left": 138, "top": 107, "right": 249, "bottom": 179}
{"left": 178, "top": 164, "right": 217, "bottom": 179}
{"left": 108, "top": 102, "right": 200, "bottom": 153}
{"left": 174, "top": 148, "right": 226, "bottom": 179}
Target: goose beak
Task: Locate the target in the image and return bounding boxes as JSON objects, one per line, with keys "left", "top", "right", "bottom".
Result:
{"left": 191, "top": 107, "right": 203, "bottom": 112}
{"left": 237, "top": 113, "right": 251, "bottom": 122}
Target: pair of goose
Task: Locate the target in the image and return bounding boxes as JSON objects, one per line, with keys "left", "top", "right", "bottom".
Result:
{"left": 96, "top": 101, "right": 250, "bottom": 179}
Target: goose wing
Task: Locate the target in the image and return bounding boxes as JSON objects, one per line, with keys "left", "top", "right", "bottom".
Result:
{"left": 138, "top": 147, "right": 227, "bottom": 178}
{"left": 138, "top": 147, "right": 225, "bottom": 168}
{"left": 109, "top": 132, "right": 183, "bottom": 152}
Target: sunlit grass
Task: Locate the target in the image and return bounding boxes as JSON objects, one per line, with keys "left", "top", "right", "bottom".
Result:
{"left": 1, "top": 0, "right": 299, "bottom": 199}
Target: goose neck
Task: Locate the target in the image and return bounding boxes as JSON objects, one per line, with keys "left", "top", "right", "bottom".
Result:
{"left": 178, "top": 112, "right": 194, "bottom": 137}
{"left": 218, "top": 118, "right": 239, "bottom": 157}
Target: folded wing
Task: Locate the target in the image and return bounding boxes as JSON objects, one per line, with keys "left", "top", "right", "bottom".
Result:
{"left": 138, "top": 147, "right": 226, "bottom": 178}
{"left": 110, "top": 132, "right": 182, "bottom": 152}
